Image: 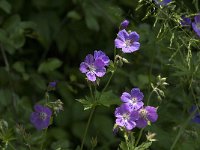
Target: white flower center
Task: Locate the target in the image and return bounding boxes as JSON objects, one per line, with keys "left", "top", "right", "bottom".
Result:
{"left": 197, "top": 23, "right": 200, "bottom": 29}
{"left": 89, "top": 65, "right": 96, "bottom": 72}
{"left": 131, "top": 97, "right": 137, "bottom": 103}
{"left": 39, "top": 112, "right": 47, "bottom": 120}
{"left": 125, "top": 40, "right": 132, "bottom": 47}
{"left": 123, "top": 113, "right": 130, "bottom": 120}
{"left": 139, "top": 109, "right": 147, "bottom": 119}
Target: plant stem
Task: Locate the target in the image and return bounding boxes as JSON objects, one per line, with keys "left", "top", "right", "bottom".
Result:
{"left": 0, "top": 44, "right": 10, "bottom": 72}
{"left": 170, "top": 108, "right": 197, "bottom": 150}
{"left": 88, "top": 83, "right": 95, "bottom": 101}
{"left": 124, "top": 131, "right": 130, "bottom": 150}
{"left": 0, "top": 44, "right": 17, "bottom": 117}
{"left": 80, "top": 107, "right": 95, "bottom": 150}
{"left": 101, "top": 72, "right": 114, "bottom": 94}
{"left": 135, "top": 128, "right": 144, "bottom": 147}
{"left": 146, "top": 90, "right": 154, "bottom": 106}
{"left": 40, "top": 128, "right": 47, "bottom": 150}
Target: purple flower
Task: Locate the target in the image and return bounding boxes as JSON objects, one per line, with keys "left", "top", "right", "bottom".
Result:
{"left": 115, "top": 29, "right": 140, "bottom": 53}
{"left": 94, "top": 50, "right": 110, "bottom": 66}
{"left": 181, "top": 16, "right": 191, "bottom": 27}
{"left": 190, "top": 105, "right": 200, "bottom": 124}
{"left": 120, "top": 20, "right": 129, "bottom": 30}
{"left": 121, "top": 88, "right": 144, "bottom": 110}
{"left": 48, "top": 81, "right": 57, "bottom": 88}
{"left": 193, "top": 114, "right": 200, "bottom": 123}
{"left": 154, "top": 0, "right": 171, "bottom": 6}
{"left": 115, "top": 104, "right": 139, "bottom": 130}
{"left": 192, "top": 14, "right": 200, "bottom": 37}
{"left": 80, "top": 50, "right": 110, "bottom": 82}
{"left": 136, "top": 106, "right": 158, "bottom": 128}
{"left": 30, "top": 104, "right": 52, "bottom": 130}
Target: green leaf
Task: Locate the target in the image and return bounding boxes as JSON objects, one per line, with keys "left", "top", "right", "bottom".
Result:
{"left": 0, "top": 89, "right": 12, "bottom": 107}
{"left": 51, "top": 139, "right": 71, "bottom": 150}
{"left": 85, "top": 13, "right": 99, "bottom": 31}
{"left": 135, "top": 141, "right": 152, "bottom": 150}
{"left": 0, "top": 15, "right": 36, "bottom": 54}
{"left": 119, "top": 141, "right": 128, "bottom": 150}
{"left": 0, "top": 0, "right": 11, "bottom": 14}
{"left": 38, "top": 58, "right": 62, "bottom": 73}
{"left": 12, "top": 61, "right": 25, "bottom": 73}
{"left": 67, "top": 11, "right": 81, "bottom": 20}
{"left": 98, "top": 90, "right": 120, "bottom": 107}
{"left": 93, "top": 114, "right": 114, "bottom": 140}
{"left": 30, "top": 74, "right": 46, "bottom": 90}
{"left": 76, "top": 98, "right": 94, "bottom": 110}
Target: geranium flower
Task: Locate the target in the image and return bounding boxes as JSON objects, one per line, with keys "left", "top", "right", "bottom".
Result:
{"left": 136, "top": 106, "right": 158, "bottom": 128}
{"left": 120, "top": 88, "right": 144, "bottom": 111}
{"left": 30, "top": 104, "right": 52, "bottom": 130}
{"left": 115, "top": 29, "right": 140, "bottom": 53}
{"left": 190, "top": 105, "right": 200, "bottom": 124}
{"left": 80, "top": 50, "right": 110, "bottom": 81}
{"left": 192, "top": 14, "right": 200, "bottom": 37}
{"left": 115, "top": 104, "right": 139, "bottom": 130}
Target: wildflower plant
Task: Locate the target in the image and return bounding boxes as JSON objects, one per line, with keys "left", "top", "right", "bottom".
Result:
{"left": 77, "top": 19, "right": 162, "bottom": 150}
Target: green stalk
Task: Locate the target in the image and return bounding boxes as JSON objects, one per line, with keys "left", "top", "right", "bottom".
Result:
{"left": 146, "top": 90, "right": 154, "bottom": 106}
{"left": 101, "top": 72, "right": 114, "bottom": 94}
{"left": 124, "top": 131, "right": 130, "bottom": 150}
{"left": 40, "top": 128, "right": 47, "bottom": 150}
{"left": 134, "top": 128, "right": 144, "bottom": 147}
{"left": 81, "top": 47, "right": 117, "bottom": 149}
{"left": 80, "top": 107, "right": 95, "bottom": 150}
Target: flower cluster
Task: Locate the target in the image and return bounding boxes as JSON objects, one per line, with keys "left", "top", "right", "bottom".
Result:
{"left": 115, "top": 88, "right": 158, "bottom": 130}
{"left": 79, "top": 50, "right": 110, "bottom": 82}
{"left": 80, "top": 20, "right": 141, "bottom": 82}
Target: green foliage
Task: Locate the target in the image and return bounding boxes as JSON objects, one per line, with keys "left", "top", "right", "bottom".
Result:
{"left": 134, "top": 142, "right": 152, "bottom": 150}
{"left": 38, "top": 58, "right": 62, "bottom": 73}
{"left": 0, "top": 0, "right": 11, "bottom": 14}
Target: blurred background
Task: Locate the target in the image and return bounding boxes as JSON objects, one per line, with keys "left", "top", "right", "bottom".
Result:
{"left": 0, "top": 0, "right": 200, "bottom": 149}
